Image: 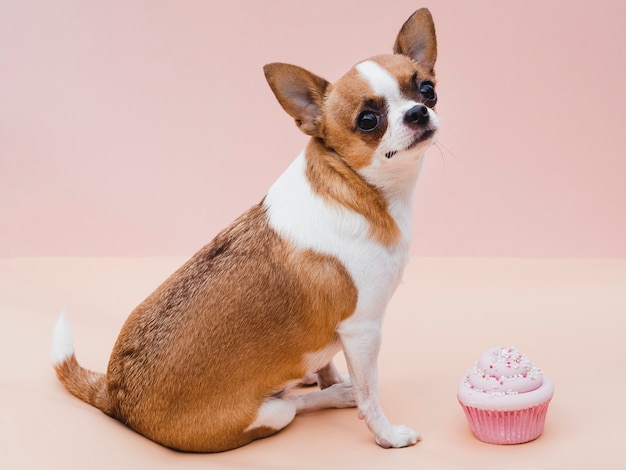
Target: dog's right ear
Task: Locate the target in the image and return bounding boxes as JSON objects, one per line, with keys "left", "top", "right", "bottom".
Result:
{"left": 264, "top": 63, "right": 329, "bottom": 138}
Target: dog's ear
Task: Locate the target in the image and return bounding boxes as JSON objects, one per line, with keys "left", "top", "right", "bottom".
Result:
{"left": 393, "top": 8, "right": 437, "bottom": 75}
{"left": 264, "top": 63, "right": 329, "bottom": 138}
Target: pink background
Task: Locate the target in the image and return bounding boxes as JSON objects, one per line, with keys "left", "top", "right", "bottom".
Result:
{"left": 2, "top": 3, "right": 626, "bottom": 467}
{"left": 2, "top": 0, "right": 625, "bottom": 258}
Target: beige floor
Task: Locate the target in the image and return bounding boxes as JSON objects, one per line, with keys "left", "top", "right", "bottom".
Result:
{"left": 1, "top": 256, "right": 624, "bottom": 469}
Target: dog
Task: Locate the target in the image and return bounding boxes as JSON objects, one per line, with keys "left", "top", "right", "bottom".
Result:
{"left": 51, "top": 8, "right": 439, "bottom": 452}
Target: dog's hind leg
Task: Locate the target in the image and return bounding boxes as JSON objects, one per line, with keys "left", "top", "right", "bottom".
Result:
{"left": 301, "top": 361, "right": 347, "bottom": 388}
{"left": 245, "top": 382, "right": 356, "bottom": 435}
{"left": 244, "top": 397, "right": 298, "bottom": 435}
{"left": 315, "top": 361, "right": 346, "bottom": 389}
{"left": 292, "top": 381, "right": 356, "bottom": 412}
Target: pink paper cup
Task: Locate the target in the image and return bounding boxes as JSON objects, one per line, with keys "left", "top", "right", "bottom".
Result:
{"left": 459, "top": 399, "right": 552, "bottom": 445}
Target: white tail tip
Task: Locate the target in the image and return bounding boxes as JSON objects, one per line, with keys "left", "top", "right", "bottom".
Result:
{"left": 50, "top": 311, "right": 75, "bottom": 365}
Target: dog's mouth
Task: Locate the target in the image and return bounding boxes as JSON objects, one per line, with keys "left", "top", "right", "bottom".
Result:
{"left": 409, "top": 128, "right": 436, "bottom": 148}
{"left": 384, "top": 128, "right": 436, "bottom": 159}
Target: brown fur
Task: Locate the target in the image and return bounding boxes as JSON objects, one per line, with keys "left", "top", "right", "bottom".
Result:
{"left": 53, "top": 357, "right": 112, "bottom": 415}
{"left": 321, "top": 68, "right": 389, "bottom": 169}
{"left": 371, "top": 54, "right": 437, "bottom": 105}
{"left": 304, "top": 138, "right": 400, "bottom": 246}
{"left": 55, "top": 203, "right": 357, "bottom": 452}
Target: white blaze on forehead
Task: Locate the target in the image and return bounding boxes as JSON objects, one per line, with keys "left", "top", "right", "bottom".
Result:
{"left": 355, "top": 60, "right": 401, "bottom": 99}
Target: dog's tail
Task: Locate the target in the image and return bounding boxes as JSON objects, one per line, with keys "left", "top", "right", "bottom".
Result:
{"left": 50, "top": 312, "right": 114, "bottom": 416}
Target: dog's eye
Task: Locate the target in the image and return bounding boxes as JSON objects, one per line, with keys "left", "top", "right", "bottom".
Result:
{"left": 357, "top": 111, "right": 380, "bottom": 131}
{"left": 419, "top": 81, "right": 437, "bottom": 106}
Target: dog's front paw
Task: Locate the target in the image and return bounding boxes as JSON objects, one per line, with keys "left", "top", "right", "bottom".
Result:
{"left": 375, "top": 425, "right": 421, "bottom": 449}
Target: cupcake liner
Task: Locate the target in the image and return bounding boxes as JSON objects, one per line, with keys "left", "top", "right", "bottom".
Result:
{"left": 459, "top": 399, "right": 552, "bottom": 445}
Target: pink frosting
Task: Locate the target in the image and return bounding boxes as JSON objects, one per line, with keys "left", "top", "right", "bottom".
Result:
{"left": 457, "top": 347, "right": 554, "bottom": 411}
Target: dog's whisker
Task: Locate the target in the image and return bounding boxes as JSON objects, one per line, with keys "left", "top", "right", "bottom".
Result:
{"left": 435, "top": 141, "right": 459, "bottom": 161}
{"left": 433, "top": 142, "right": 446, "bottom": 168}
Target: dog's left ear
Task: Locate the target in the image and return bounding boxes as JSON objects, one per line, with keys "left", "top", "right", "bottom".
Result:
{"left": 264, "top": 63, "right": 329, "bottom": 138}
{"left": 393, "top": 8, "right": 437, "bottom": 75}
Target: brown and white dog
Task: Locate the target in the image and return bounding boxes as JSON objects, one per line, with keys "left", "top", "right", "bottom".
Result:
{"left": 51, "top": 8, "right": 439, "bottom": 452}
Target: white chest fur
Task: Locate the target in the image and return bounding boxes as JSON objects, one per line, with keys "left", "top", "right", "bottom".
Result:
{"left": 263, "top": 151, "right": 418, "bottom": 322}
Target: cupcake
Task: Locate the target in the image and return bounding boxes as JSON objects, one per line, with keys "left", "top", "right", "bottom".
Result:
{"left": 457, "top": 347, "right": 554, "bottom": 444}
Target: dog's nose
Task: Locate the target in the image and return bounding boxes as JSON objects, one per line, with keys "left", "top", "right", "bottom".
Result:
{"left": 404, "top": 104, "right": 429, "bottom": 127}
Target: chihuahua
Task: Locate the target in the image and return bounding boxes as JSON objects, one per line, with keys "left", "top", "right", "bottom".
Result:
{"left": 51, "top": 8, "right": 439, "bottom": 452}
